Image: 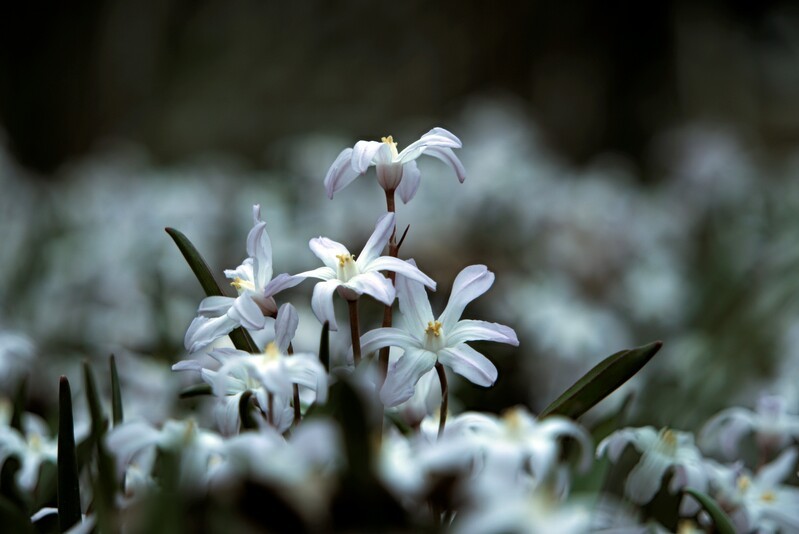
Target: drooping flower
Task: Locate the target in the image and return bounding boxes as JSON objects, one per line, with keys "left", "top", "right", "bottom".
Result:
{"left": 184, "top": 205, "right": 302, "bottom": 353}
{"left": 324, "top": 127, "right": 466, "bottom": 203}
{"left": 296, "top": 212, "right": 436, "bottom": 331}
{"left": 360, "top": 263, "right": 518, "bottom": 407}
{"left": 0, "top": 408, "right": 57, "bottom": 491}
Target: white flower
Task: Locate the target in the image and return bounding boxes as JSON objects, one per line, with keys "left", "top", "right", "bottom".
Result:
{"left": 598, "top": 427, "right": 712, "bottom": 514}
{"left": 184, "top": 205, "right": 302, "bottom": 353}
{"left": 0, "top": 409, "right": 57, "bottom": 491}
{"left": 296, "top": 212, "right": 436, "bottom": 331}
{"left": 361, "top": 264, "right": 518, "bottom": 406}
{"left": 700, "top": 394, "right": 799, "bottom": 459}
{"left": 324, "top": 127, "right": 465, "bottom": 203}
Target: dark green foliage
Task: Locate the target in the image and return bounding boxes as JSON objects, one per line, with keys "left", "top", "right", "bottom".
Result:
{"left": 57, "top": 376, "right": 81, "bottom": 532}
{"left": 109, "top": 355, "right": 124, "bottom": 427}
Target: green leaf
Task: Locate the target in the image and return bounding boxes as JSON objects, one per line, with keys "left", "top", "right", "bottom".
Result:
{"left": 683, "top": 488, "right": 736, "bottom": 534}
{"left": 0, "top": 456, "right": 28, "bottom": 515}
{"left": 179, "top": 383, "right": 213, "bottom": 399}
{"left": 238, "top": 390, "right": 259, "bottom": 430}
{"left": 109, "top": 355, "right": 123, "bottom": 427}
{"left": 539, "top": 341, "right": 663, "bottom": 419}
{"left": 165, "top": 227, "right": 259, "bottom": 353}
{"left": 0, "top": 495, "right": 33, "bottom": 534}
{"left": 319, "top": 321, "right": 330, "bottom": 373}
{"left": 57, "top": 376, "right": 82, "bottom": 533}
{"left": 10, "top": 377, "right": 27, "bottom": 433}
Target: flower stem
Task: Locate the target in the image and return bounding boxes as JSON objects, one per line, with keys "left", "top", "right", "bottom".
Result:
{"left": 267, "top": 392, "right": 274, "bottom": 427}
{"left": 288, "top": 342, "right": 302, "bottom": 427}
{"left": 435, "top": 362, "right": 448, "bottom": 440}
{"left": 348, "top": 299, "right": 362, "bottom": 366}
{"left": 378, "top": 189, "right": 398, "bottom": 385}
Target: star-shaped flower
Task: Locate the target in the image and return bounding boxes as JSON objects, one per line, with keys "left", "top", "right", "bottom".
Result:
{"left": 324, "top": 127, "right": 466, "bottom": 203}
{"left": 296, "top": 212, "right": 436, "bottom": 331}
{"left": 360, "top": 263, "right": 518, "bottom": 407}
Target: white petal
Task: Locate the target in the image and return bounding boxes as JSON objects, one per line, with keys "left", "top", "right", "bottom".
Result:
{"left": 263, "top": 272, "right": 304, "bottom": 298}
{"left": 395, "top": 262, "right": 435, "bottom": 333}
{"left": 397, "top": 160, "right": 421, "bottom": 204}
{"left": 758, "top": 447, "right": 798, "bottom": 487}
{"left": 172, "top": 360, "right": 203, "bottom": 372}
{"left": 422, "top": 146, "right": 466, "bottom": 183}
{"left": 438, "top": 344, "right": 497, "bottom": 387}
{"left": 229, "top": 295, "right": 267, "bottom": 331}
{"left": 421, "top": 127, "right": 462, "bottom": 147}
{"left": 246, "top": 212, "right": 273, "bottom": 288}
{"left": 395, "top": 129, "right": 462, "bottom": 163}
{"left": 259, "top": 360, "right": 294, "bottom": 398}
{"left": 275, "top": 303, "right": 299, "bottom": 353}
{"left": 357, "top": 212, "right": 395, "bottom": 269}
{"left": 365, "top": 256, "right": 436, "bottom": 289}
{"left": 198, "top": 296, "right": 236, "bottom": 317}
{"left": 537, "top": 418, "right": 594, "bottom": 473}
{"left": 324, "top": 148, "right": 360, "bottom": 199}
{"left": 214, "top": 393, "right": 243, "bottom": 436}
{"left": 380, "top": 348, "right": 437, "bottom": 407}
{"left": 447, "top": 320, "right": 519, "bottom": 346}
{"left": 438, "top": 265, "right": 494, "bottom": 330}
{"left": 293, "top": 266, "right": 336, "bottom": 281}
{"left": 360, "top": 327, "right": 423, "bottom": 355}
{"left": 184, "top": 315, "right": 238, "bottom": 353}
{"left": 625, "top": 450, "right": 672, "bottom": 504}
{"left": 351, "top": 140, "right": 384, "bottom": 173}
{"left": 309, "top": 237, "right": 351, "bottom": 269}
{"left": 311, "top": 279, "right": 342, "bottom": 331}
{"left": 346, "top": 271, "right": 395, "bottom": 305}
{"left": 285, "top": 354, "right": 328, "bottom": 404}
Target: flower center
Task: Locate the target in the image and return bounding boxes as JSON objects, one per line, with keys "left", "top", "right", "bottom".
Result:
{"left": 381, "top": 135, "right": 399, "bottom": 159}
{"left": 737, "top": 475, "right": 751, "bottom": 493}
{"left": 231, "top": 277, "right": 256, "bottom": 294}
{"left": 423, "top": 321, "right": 445, "bottom": 352}
{"left": 655, "top": 428, "right": 678, "bottom": 456}
{"left": 335, "top": 253, "right": 359, "bottom": 282}
{"left": 761, "top": 490, "right": 777, "bottom": 503}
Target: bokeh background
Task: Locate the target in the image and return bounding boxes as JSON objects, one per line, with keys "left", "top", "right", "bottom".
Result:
{"left": 2, "top": 0, "right": 799, "bottom": 429}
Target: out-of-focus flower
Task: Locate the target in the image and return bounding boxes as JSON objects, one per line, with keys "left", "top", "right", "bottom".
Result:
{"left": 361, "top": 264, "right": 517, "bottom": 406}
{"left": 453, "top": 492, "right": 593, "bottom": 534}
{"left": 700, "top": 394, "right": 799, "bottom": 459}
{"left": 598, "top": 426, "right": 712, "bottom": 514}
{"left": 324, "top": 127, "right": 465, "bottom": 203}
{"left": 0, "top": 407, "right": 57, "bottom": 492}
{"left": 708, "top": 448, "right": 799, "bottom": 532}
{"left": 0, "top": 331, "right": 35, "bottom": 394}
{"left": 184, "top": 205, "right": 302, "bottom": 353}
{"left": 296, "top": 213, "right": 436, "bottom": 331}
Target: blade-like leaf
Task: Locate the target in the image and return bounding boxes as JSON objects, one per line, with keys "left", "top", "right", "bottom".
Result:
{"left": 539, "top": 341, "right": 663, "bottom": 419}
{"left": 58, "top": 376, "right": 82, "bottom": 533}
{"left": 10, "top": 378, "right": 26, "bottom": 433}
{"left": 0, "top": 495, "right": 33, "bottom": 534}
{"left": 179, "top": 383, "right": 213, "bottom": 399}
{"left": 683, "top": 488, "right": 735, "bottom": 534}
{"left": 109, "top": 355, "right": 123, "bottom": 427}
{"left": 319, "top": 321, "right": 330, "bottom": 373}
{"left": 165, "top": 227, "right": 259, "bottom": 353}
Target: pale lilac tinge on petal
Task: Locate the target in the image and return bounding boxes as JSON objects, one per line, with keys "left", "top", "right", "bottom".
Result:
{"left": 271, "top": 394, "right": 295, "bottom": 434}
{"left": 184, "top": 315, "right": 238, "bottom": 353}
{"left": 365, "top": 256, "right": 436, "bottom": 290}
{"left": 229, "top": 295, "right": 267, "bottom": 331}
{"left": 438, "top": 265, "right": 494, "bottom": 330}
{"left": 259, "top": 360, "right": 294, "bottom": 398}
{"left": 597, "top": 428, "right": 640, "bottom": 462}
{"left": 224, "top": 259, "right": 254, "bottom": 285}
{"left": 699, "top": 408, "right": 753, "bottom": 459}
{"left": 309, "top": 237, "right": 351, "bottom": 269}
{"left": 246, "top": 214, "right": 274, "bottom": 288}
{"left": 395, "top": 129, "right": 461, "bottom": 163}
{"left": 438, "top": 344, "right": 497, "bottom": 387}
{"left": 346, "top": 271, "right": 395, "bottom": 306}
{"left": 351, "top": 140, "right": 384, "bottom": 172}
{"left": 537, "top": 417, "right": 594, "bottom": 473}
{"left": 446, "top": 320, "right": 519, "bottom": 346}
{"left": 624, "top": 451, "right": 672, "bottom": 504}
{"left": 360, "top": 327, "right": 422, "bottom": 356}
{"left": 171, "top": 360, "right": 203, "bottom": 372}
{"left": 285, "top": 354, "right": 328, "bottom": 403}
{"left": 263, "top": 272, "right": 305, "bottom": 298}
{"left": 357, "top": 212, "right": 395, "bottom": 269}
{"left": 670, "top": 462, "right": 706, "bottom": 516}
{"left": 380, "top": 348, "right": 438, "bottom": 407}
{"left": 274, "top": 303, "right": 299, "bottom": 353}
{"left": 395, "top": 265, "right": 435, "bottom": 334}
{"left": 311, "top": 279, "right": 342, "bottom": 331}
{"left": 397, "top": 160, "right": 421, "bottom": 204}
{"left": 208, "top": 347, "right": 247, "bottom": 364}
{"left": 421, "top": 145, "right": 466, "bottom": 183}
{"left": 105, "top": 421, "right": 161, "bottom": 477}
{"left": 214, "top": 393, "right": 243, "bottom": 436}
{"left": 324, "top": 148, "right": 360, "bottom": 199}
{"left": 421, "top": 127, "right": 462, "bottom": 147}
{"left": 293, "top": 266, "right": 336, "bottom": 282}
{"left": 198, "top": 296, "right": 236, "bottom": 317}
{"left": 758, "top": 447, "right": 798, "bottom": 488}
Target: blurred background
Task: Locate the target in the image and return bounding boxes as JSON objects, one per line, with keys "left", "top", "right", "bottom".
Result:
{"left": 1, "top": 0, "right": 799, "bottom": 429}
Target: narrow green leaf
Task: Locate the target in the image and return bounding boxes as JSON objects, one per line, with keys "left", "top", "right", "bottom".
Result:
{"left": 10, "top": 378, "right": 26, "bottom": 433}
{"left": 165, "top": 227, "right": 259, "bottom": 353}
{"left": 179, "top": 383, "right": 213, "bottom": 399}
{"left": 539, "top": 341, "right": 663, "bottom": 419}
{"left": 109, "top": 355, "right": 124, "bottom": 426}
{"left": 683, "top": 488, "right": 736, "bottom": 534}
{"left": 58, "top": 376, "right": 82, "bottom": 533}
{"left": 0, "top": 495, "right": 33, "bottom": 534}
{"left": 319, "top": 321, "right": 330, "bottom": 373}
{"left": 0, "top": 456, "right": 28, "bottom": 515}
{"left": 238, "top": 390, "right": 258, "bottom": 430}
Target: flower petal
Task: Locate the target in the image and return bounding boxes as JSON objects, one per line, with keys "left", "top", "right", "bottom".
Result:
{"left": 275, "top": 303, "right": 299, "bottom": 353}
{"left": 758, "top": 447, "right": 798, "bottom": 487}
{"left": 395, "top": 263, "right": 435, "bottom": 334}
{"left": 365, "top": 256, "right": 436, "bottom": 289}
{"left": 198, "top": 296, "right": 236, "bottom": 317}
{"left": 311, "top": 279, "right": 342, "bottom": 331}
{"left": 357, "top": 213, "right": 395, "bottom": 269}
{"left": 324, "top": 148, "right": 360, "bottom": 199}
{"left": 285, "top": 354, "right": 329, "bottom": 404}
{"left": 228, "top": 295, "right": 267, "bottom": 331}
{"left": 293, "top": 266, "right": 336, "bottom": 281}
{"left": 184, "top": 315, "right": 238, "bottom": 353}
{"left": 396, "top": 128, "right": 462, "bottom": 163}
{"left": 625, "top": 450, "right": 672, "bottom": 504}
{"left": 422, "top": 146, "right": 466, "bottom": 183}
{"left": 438, "top": 265, "right": 494, "bottom": 330}
{"left": 171, "top": 360, "right": 203, "bottom": 372}
{"left": 360, "top": 327, "right": 423, "bottom": 355}
{"left": 346, "top": 271, "right": 395, "bottom": 305}
{"left": 309, "top": 237, "right": 351, "bottom": 269}
{"left": 447, "top": 320, "right": 519, "bottom": 346}
{"left": 397, "top": 160, "right": 421, "bottom": 204}
{"left": 246, "top": 206, "right": 273, "bottom": 288}
{"left": 380, "top": 348, "right": 437, "bottom": 407}
{"left": 351, "top": 140, "right": 384, "bottom": 173}
{"left": 263, "top": 272, "right": 305, "bottom": 298}
{"left": 438, "top": 344, "right": 497, "bottom": 387}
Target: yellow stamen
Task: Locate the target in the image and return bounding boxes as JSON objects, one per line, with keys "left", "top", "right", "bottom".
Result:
{"left": 738, "top": 475, "right": 751, "bottom": 492}
{"left": 231, "top": 277, "right": 255, "bottom": 292}
{"left": 336, "top": 253, "right": 355, "bottom": 267}
{"left": 425, "top": 321, "right": 443, "bottom": 337}
{"left": 381, "top": 135, "right": 399, "bottom": 159}
{"left": 761, "top": 490, "right": 777, "bottom": 502}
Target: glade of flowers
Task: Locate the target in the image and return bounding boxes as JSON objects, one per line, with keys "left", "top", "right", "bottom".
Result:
{"left": 1, "top": 117, "right": 799, "bottom": 533}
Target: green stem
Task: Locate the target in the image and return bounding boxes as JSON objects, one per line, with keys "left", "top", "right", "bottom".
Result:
{"left": 348, "top": 299, "right": 362, "bottom": 366}
{"left": 435, "top": 362, "right": 448, "bottom": 440}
